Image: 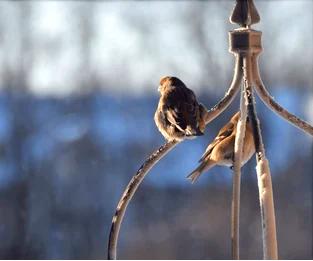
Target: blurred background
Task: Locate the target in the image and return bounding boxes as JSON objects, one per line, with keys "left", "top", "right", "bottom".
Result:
{"left": 0, "top": 0, "right": 312, "bottom": 259}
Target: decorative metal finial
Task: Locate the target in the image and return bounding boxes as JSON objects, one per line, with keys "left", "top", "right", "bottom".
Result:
{"left": 230, "top": 0, "right": 260, "bottom": 27}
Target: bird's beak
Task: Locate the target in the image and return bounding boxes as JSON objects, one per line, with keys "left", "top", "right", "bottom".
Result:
{"left": 158, "top": 85, "right": 162, "bottom": 92}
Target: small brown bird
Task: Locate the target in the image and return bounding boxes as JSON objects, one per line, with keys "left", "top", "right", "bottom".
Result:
{"left": 187, "top": 112, "right": 255, "bottom": 183}
{"left": 154, "top": 76, "right": 206, "bottom": 141}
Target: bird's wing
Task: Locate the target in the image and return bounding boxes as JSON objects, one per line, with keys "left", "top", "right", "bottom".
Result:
{"left": 199, "top": 121, "right": 235, "bottom": 162}
{"left": 165, "top": 106, "right": 186, "bottom": 132}
{"left": 164, "top": 87, "right": 198, "bottom": 132}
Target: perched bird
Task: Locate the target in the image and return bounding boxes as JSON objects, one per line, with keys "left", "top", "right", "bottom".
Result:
{"left": 187, "top": 112, "right": 255, "bottom": 183}
{"left": 154, "top": 76, "right": 207, "bottom": 141}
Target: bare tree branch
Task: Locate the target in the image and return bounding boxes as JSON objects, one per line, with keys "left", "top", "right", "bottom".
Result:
{"left": 107, "top": 140, "right": 179, "bottom": 260}
{"left": 252, "top": 54, "right": 313, "bottom": 137}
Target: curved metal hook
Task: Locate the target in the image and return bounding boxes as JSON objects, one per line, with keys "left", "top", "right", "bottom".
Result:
{"left": 204, "top": 54, "right": 243, "bottom": 124}
{"left": 107, "top": 140, "right": 179, "bottom": 259}
{"left": 252, "top": 54, "right": 313, "bottom": 136}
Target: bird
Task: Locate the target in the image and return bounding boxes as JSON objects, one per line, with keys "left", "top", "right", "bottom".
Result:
{"left": 187, "top": 112, "right": 255, "bottom": 183}
{"left": 154, "top": 76, "right": 207, "bottom": 141}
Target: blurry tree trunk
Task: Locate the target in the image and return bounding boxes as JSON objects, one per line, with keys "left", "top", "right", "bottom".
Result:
{"left": 7, "top": 4, "right": 34, "bottom": 245}
{"left": 76, "top": 3, "right": 98, "bottom": 92}
{"left": 16, "top": 2, "right": 33, "bottom": 91}
{"left": 185, "top": 3, "right": 221, "bottom": 88}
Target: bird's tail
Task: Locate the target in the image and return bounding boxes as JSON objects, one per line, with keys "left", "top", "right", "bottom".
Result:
{"left": 186, "top": 160, "right": 216, "bottom": 184}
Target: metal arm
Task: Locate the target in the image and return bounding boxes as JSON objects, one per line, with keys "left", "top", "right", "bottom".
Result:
{"left": 108, "top": 140, "right": 178, "bottom": 259}
{"left": 204, "top": 54, "right": 243, "bottom": 124}
{"left": 252, "top": 54, "right": 313, "bottom": 136}
{"left": 231, "top": 62, "right": 248, "bottom": 259}
{"left": 245, "top": 54, "right": 278, "bottom": 259}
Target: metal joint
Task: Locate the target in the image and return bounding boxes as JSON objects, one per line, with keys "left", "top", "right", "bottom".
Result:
{"left": 229, "top": 29, "right": 262, "bottom": 55}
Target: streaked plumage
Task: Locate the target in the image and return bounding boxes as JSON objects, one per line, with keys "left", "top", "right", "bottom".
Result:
{"left": 187, "top": 112, "right": 255, "bottom": 183}
{"left": 154, "top": 76, "right": 206, "bottom": 141}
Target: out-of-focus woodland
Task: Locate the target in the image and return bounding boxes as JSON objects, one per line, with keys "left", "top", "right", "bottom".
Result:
{"left": 0, "top": 1, "right": 312, "bottom": 259}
